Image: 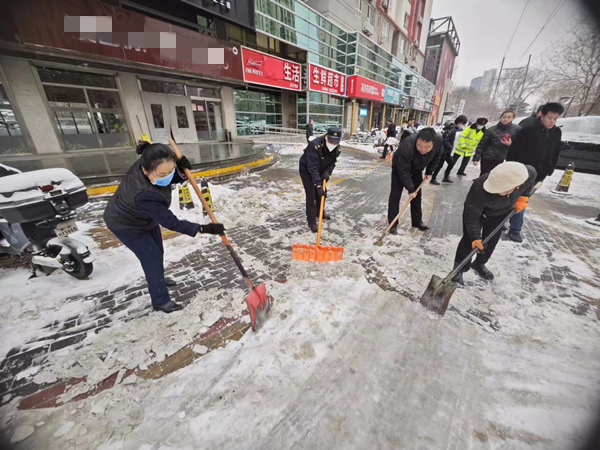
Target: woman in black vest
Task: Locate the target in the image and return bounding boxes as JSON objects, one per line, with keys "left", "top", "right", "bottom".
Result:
{"left": 103, "top": 142, "right": 224, "bottom": 313}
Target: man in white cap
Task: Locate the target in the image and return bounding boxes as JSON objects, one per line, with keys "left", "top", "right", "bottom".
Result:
{"left": 452, "top": 161, "right": 536, "bottom": 284}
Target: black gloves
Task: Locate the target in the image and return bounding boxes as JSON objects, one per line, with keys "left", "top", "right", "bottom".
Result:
{"left": 199, "top": 223, "right": 225, "bottom": 235}
{"left": 316, "top": 185, "right": 327, "bottom": 198}
{"left": 323, "top": 173, "right": 330, "bottom": 182}
{"left": 176, "top": 156, "right": 192, "bottom": 172}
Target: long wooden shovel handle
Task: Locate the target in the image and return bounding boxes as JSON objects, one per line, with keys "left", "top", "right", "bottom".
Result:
{"left": 316, "top": 179, "right": 326, "bottom": 246}
{"left": 443, "top": 181, "right": 544, "bottom": 284}
{"left": 168, "top": 139, "right": 255, "bottom": 290}
{"left": 379, "top": 178, "right": 428, "bottom": 240}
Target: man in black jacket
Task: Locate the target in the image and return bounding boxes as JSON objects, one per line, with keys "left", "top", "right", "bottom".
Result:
{"left": 452, "top": 162, "right": 536, "bottom": 284}
{"left": 381, "top": 119, "right": 397, "bottom": 159}
{"left": 387, "top": 127, "right": 442, "bottom": 234}
{"left": 305, "top": 119, "right": 314, "bottom": 143}
{"left": 505, "top": 102, "right": 564, "bottom": 242}
{"left": 299, "top": 127, "right": 342, "bottom": 232}
{"left": 430, "top": 115, "right": 467, "bottom": 184}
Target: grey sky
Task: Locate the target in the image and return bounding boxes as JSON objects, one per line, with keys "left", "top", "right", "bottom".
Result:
{"left": 431, "top": 0, "right": 589, "bottom": 87}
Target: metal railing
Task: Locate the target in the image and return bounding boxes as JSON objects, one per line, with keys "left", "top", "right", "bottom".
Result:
{"left": 236, "top": 125, "right": 307, "bottom": 145}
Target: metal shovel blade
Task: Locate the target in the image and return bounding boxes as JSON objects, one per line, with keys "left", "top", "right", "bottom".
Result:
{"left": 419, "top": 275, "right": 455, "bottom": 316}
{"left": 245, "top": 283, "right": 272, "bottom": 331}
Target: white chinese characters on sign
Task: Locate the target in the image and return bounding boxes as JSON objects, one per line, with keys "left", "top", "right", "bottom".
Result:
{"left": 309, "top": 64, "right": 345, "bottom": 95}
{"left": 284, "top": 62, "right": 292, "bottom": 81}
{"left": 361, "top": 83, "right": 380, "bottom": 96}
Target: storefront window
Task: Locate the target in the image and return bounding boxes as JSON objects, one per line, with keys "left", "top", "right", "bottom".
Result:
{"left": 298, "top": 92, "right": 343, "bottom": 133}
{"left": 38, "top": 67, "right": 131, "bottom": 151}
{"left": 0, "top": 82, "right": 29, "bottom": 155}
{"left": 140, "top": 79, "right": 185, "bottom": 95}
{"left": 234, "top": 89, "right": 282, "bottom": 135}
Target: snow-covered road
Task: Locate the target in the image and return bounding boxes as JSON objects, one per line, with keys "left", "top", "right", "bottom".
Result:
{"left": 1, "top": 146, "right": 599, "bottom": 449}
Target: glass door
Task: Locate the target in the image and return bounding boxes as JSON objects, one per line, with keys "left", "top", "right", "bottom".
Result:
{"left": 207, "top": 101, "right": 225, "bottom": 141}
{"left": 192, "top": 100, "right": 210, "bottom": 141}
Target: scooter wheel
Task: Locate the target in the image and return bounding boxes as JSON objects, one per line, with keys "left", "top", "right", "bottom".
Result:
{"left": 62, "top": 252, "right": 94, "bottom": 279}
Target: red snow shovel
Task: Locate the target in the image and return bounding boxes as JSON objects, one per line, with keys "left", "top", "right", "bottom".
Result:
{"left": 169, "top": 139, "right": 272, "bottom": 331}
{"left": 374, "top": 178, "right": 427, "bottom": 246}
{"left": 420, "top": 181, "right": 543, "bottom": 315}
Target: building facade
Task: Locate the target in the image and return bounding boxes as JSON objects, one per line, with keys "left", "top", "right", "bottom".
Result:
{"left": 0, "top": 0, "right": 435, "bottom": 182}
{"left": 423, "top": 17, "right": 460, "bottom": 124}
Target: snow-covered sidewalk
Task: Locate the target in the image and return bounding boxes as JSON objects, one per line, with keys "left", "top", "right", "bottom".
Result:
{"left": 1, "top": 147, "right": 599, "bottom": 449}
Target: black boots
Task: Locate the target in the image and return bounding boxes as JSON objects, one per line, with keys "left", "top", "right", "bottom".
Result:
{"left": 388, "top": 227, "right": 398, "bottom": 235}
{"left": 472, "top": 262, "right": 494, "bottom": 280}
{"left": 412, "top": 222, "right": 430, "bottom": 231}
{"left": 308, "top": 221, "right": 318, "bottom": 233}
{"left": 452, "top": 271, "right": 465, "bottom": 285}
{"left": 442, "top": 176, "right": 453, "bottom": 183}
{"left": 165, "top": 277, "right": 177, "bottom": 287}
{"left": 154, "top": 301, "right": 184, "bottom": 313}
{"left": 430, "top": 179, "right": 440, "bottom": 185}
{"left": 322, "top": 212, "right": 332, "bottom": 220}
{"left": 457, "top": 172, "right": 467, "bottom": 177}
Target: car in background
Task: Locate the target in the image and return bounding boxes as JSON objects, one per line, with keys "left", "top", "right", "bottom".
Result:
{"left": 555, "top": 116, "right": 600, "bottom": 175}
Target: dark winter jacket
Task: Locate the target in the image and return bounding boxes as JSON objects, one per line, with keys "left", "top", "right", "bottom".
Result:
{"left": 400, "top": 125, "right": 417, "bottom": 141}
{"left": 305, "top": 123, "right": 314, "bottom": 141}
{"left": 104, "top": 160, "right": 200, "bottom": 237}
{"left": 463, "top": 165, "right": 537, "bottom": 241}
{"left": 519, "top": 114, "right": 538, "bottom": 128}
{"left": 392, "top": 133, "right": 443, "bottom": 193}
{"left": 441, "top": 123, "right": 461, "bottom": 154}
{"left": 473, "top": 122, "right": 521, "bottom": 162}
{"left": 386, "top": 123, "right": 397, "bottom": 139}
{"left": 299, "top": 135, "right": 340, "bottom": 185}
{"left": 506, "top": 118, "right": 562, "bottom": 181}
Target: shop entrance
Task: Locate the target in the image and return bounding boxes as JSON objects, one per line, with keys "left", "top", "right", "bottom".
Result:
{"left": 141, "top": 92, "right": 196, "bottom": 144}
{"left": 191, "top": 98, "right": 225, "bottom": 141}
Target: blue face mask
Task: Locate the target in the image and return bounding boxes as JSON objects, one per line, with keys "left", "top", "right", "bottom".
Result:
{"left": 152, "top": 169, "right": 175, "bottom": 186}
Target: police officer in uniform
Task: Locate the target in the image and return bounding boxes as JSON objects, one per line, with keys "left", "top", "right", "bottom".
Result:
{"left": 299, "top": 127, "right": 342, "bottom": 232}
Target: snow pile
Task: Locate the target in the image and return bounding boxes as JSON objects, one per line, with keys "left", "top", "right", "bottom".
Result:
{"left": 276, "top": 144, "right": 306, "bottom": 156}
{"left": 0, "top": 168, "right": 84, "bottom": 204}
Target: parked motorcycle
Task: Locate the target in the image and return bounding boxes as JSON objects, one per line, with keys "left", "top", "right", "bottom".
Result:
{"left": 0, "top": 167, "right": 94, "bottom": 279}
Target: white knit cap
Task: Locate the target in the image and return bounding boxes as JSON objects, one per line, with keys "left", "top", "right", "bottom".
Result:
{"left": 483, "top": 162, "right": 529, "bottom": 194}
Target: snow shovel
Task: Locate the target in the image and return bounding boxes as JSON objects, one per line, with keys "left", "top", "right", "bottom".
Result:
{"left": 169, "top": 139, "right": 272, "bottom": 331}
{"left": 292, "top": 179, "right": 344, "bottom": 262}
{"left": 420, "top": 181, "right": 543, "bottom": 315}
{"left": 374, "top": 179, "right": 427, "bottom": 246}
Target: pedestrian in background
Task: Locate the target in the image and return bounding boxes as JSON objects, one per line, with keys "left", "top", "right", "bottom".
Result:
{"left": 444, "top": 117, "right": 488, "bottom": 181}
{"left": 305, "top": 118, "right": 314, "bottom": 143}
{"left": 382, "top": 118, "right": 397, "bottom": 159}
{"left": 400, "top": 117, "right": 417, "bottom": 140}
{"left": 519, "top": 105, "right": 543, "bottom": 128}
{"left": 430, "top": 115, "right": 468, "bottom": 185}
{"left": 452, "top": 162, "right": 536, "bottom": 285}
{"left": 506, "top": 102, "right": 564, "bottom": 242}
{"left": 103, "top": 142, "right": 225, "bottom": 313}
{"left": 473, "top": 110, "right": 521, "bottom": 176}
{"left": 387, "top": 127, "right": 442, "bottom": 234}
{"left": 299, "top": 127, "right": 342, "bottom": 232}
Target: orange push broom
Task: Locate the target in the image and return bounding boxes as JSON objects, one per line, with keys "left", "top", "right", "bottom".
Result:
{"left": 168, "top": 139, "right": 272, "bottom": 331}
{"left": 292, "top": 179, "right": 344, "bottom": 262}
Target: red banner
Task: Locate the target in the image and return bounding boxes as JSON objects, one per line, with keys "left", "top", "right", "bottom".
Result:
{"left": 308, "top": 63, "right": 346, "bottom": 96}
{"left": 241, "top": 47, "right": 301, "bottom": 91}
{"left": 347, "top": 75, "right": 385, "bottom": 102}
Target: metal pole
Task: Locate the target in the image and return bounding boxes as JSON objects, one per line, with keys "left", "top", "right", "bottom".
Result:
{"left": 306, "top": 91, "right": 310, "bottom": 130}
{"left": 368, "top": 101, "right": 373, "bottom": 130}
{"left": 491, "top": 56, "right": 505, "bottom": 114}
{"left": 381, "top": 104, "right": 386, "bottom": 129}
{"left": 515, "top": 55, "right": 531, "bottom": 115}
{"left": 392, "top": 106, "right": 397, "bottom": 122}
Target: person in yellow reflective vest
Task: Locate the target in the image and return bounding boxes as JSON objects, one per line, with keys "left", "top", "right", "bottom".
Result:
{"left": 443, "top": 117, "right": 488, "bottom": 182}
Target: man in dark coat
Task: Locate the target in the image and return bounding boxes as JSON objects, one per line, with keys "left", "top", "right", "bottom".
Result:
{"left": 452, "top": 162, "right": 536, "bottom": 284}
{"left": 299, "top": 127, "right": 342, "bottom": 232}
{"left": 519, "top": 105, "right": 543, "bottom": 128}
{"left": 381, "top": 119, "right": 397, "bottom": 159}
{"left": 399, "top": 117, "right": 417, "bottom": 140}
{"left": 505, "top": 102, "right": 564, "bottom": 242}
{"left": 430, "top": 115, "right": 467, "bottom": 184}
{"left": 305, "top": 119, "right": 314, "bottom": 143}
{"left": 387, "top": 127, "right": 442, "bottom": 234}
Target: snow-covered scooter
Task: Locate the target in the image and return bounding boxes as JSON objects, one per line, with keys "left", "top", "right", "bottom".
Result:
{"left": 0, "top": 166, "right": 94, "bottom": 279}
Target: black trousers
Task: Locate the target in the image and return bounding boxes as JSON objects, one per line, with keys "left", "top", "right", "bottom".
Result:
{"left": 431, "top": 152, "right": 453, "bottom": 180}
{"left": 382, "top": 144, "right": 390, "bottom": 158}
{"left": 446, "top": 153, "right": 471, "bottom": 177}
{"left": 387, "top": 169, "right": 423, "bottom": 228}
{"left": 300, "top": 169, "right": 326, "bottom": 223}
{"left": 480, "top": 159, "right": 503, "bottom": 176}
{"left": 110, "top": 225, "right": 170, "bottom": 308}
{"left": 454, "top": 213, "right": 505, "bottom": 271}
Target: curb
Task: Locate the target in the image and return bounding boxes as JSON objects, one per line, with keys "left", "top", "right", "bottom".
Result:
{"left": 86, "top": 155, "right": 275, "bottom": 196}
